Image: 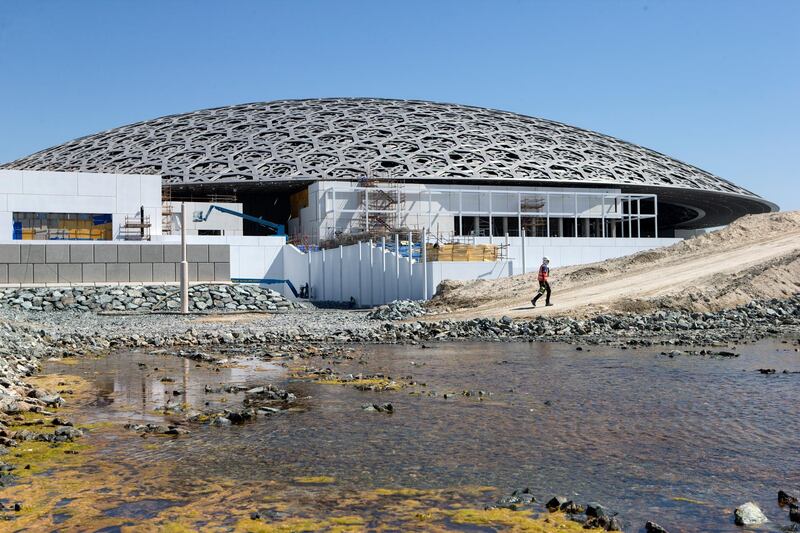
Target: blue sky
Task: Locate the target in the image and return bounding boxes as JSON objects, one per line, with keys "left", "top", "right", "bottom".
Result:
{"left": 0, "top": 1, "right": 797, "bottom": 210}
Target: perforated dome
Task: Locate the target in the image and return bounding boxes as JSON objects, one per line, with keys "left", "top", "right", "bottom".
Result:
{"left": 2, "top": 98, "right": 775, "bottom": 227}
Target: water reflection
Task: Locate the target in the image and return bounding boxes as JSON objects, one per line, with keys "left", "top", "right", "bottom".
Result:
{"left": 44, "top": 339, "right": 800, "bottom": 532}
{"left": 54, "top": 352, "right": 284, "bottom": 422}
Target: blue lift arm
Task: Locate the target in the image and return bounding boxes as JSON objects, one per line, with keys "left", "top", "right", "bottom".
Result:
{"left": 193, "top": 205, "right": 286, "bottom": 236}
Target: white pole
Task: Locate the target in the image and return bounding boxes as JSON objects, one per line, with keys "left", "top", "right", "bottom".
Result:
{"left": 307, "top": 248, "right": 312, "bottom": 300}
{"left": 637, "top": 198, "right": 641, "bottom": 238}
{"left": 180, "top": 202, "right": 189, "bottom": 314}
{"left": 408, "top": 230, "right": 413, "bottom": 300}
{"left": 422, "top": 228, "right": 428, "bottom": 300}
{"left": 601, "top": 194, "right": 606, "bottom": 238}
{"left": 381, "top": 236, "right": 386, "bottom": 304}
{"left": 395, "top": 233, "right": 400, "bottom": 301}
{"left": 321, "top": 248, "right": 326, "bottom": 301}
{"left": 654, "top": 195, "right": 659, "bottom": 239}
{"left": 546, "top": 191, "right": 550, "bottom": 237}
{"left": 358, "top": 241, "right": 363, "bottom": 306}
{"left": 521, "top": 229, "right": 526, "bottom": 276}
{"left": 339, "top": 245, "right": 344, "bottom": 302}
{"left": 369, "top": 239, "right": 374, "bottom": 306}
{"left": 488, "top": 192, "right": 493, "bottom": 244}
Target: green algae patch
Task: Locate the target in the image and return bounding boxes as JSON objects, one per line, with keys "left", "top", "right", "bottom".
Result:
{"left": 158, "top": 522, "right": 197, "bottom": 533}
{"left": 293, "top": 475, "right": 336, "bottom": 484}
{"left": 235, "top": 517, "right": 329, "bottom": 532}
{"left": 450, "top": 508, "right": 604, "bottom": 532}
{"left": 373, "top": 487, "right": 431, "bottom": 497}
{"left": 27, "top": 373, "right": 95, "bottom": 405}
{"left": 235, "top": 515, "right": 366, "bottom": 533}
{"left": 671, "top": 496, "right": 708, "bottom": 505}
{"left": 329, "top": 515, "right": 365, "bottom": 525}
{"left": 6, "top": 440, "right": 87, "bottom": 476}
{"left": 314, "top": 377, "right": 404, "bottom": 392}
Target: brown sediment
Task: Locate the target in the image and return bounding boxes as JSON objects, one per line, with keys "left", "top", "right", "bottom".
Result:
{"left": 427, "top": 211, "right": 800, "bottom": 320}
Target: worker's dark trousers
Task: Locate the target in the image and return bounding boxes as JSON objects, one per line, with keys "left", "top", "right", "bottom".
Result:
{"left": 532, "top": 281, "right": 551, "bottom": 305}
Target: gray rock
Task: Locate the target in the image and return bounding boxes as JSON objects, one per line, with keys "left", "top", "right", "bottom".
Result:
{"left": 645, "top": 521, "right": 668, "bottom": 533}
{"left": 546, "top": 496, "right": 568, "bottom": 511}
{"left": 734, "top": 502, "right": 768, "bottom": 526}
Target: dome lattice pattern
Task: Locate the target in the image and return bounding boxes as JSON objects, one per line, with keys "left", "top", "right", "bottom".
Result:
{"left": 3, "top": 98, "right": 754, "bottom": 197}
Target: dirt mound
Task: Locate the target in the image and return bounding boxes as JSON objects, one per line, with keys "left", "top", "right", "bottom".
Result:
{"left": 428, "top": 211, "right": 800, "bottom": 319}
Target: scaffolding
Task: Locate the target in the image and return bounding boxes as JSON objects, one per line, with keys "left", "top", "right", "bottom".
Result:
{"left": 162, "top": 186, "right": 175, "bottom": 235}
{"left": 118, "top": 208, "right": 152, "bottom": 241}
{"left": 353, "top": 176, "right": 406, "bottom": 235}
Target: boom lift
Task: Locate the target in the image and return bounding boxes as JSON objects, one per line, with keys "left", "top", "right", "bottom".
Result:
{"left": 192, "top": 205, "right": 286, "bottom": 236}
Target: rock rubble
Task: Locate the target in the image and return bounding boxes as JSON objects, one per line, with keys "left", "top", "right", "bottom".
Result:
{"left": 367, "top": 300, "right": 429, "bottom": 320}
{"left": 0, "top": 284, "right": 299, "bottom": 313}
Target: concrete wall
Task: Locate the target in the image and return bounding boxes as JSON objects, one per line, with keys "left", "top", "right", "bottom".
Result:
{"left": 0, "top": 242, "right": 230, "bottom": 286}
{"left": 0, "top": 169, "right": 163, "bottom": 240}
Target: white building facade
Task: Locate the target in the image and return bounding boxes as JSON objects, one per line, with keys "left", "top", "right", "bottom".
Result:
{"left": 0, "top": 169, "right": 162, "bottom": 241}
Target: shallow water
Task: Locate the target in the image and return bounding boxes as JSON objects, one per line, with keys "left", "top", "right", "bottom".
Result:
{"left": 42, "top": 338, "right": 800, "bottom": 531}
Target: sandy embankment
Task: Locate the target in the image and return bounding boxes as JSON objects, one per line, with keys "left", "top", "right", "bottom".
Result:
{"left": 428, "top": 211, "right": 800, "bottom": 320}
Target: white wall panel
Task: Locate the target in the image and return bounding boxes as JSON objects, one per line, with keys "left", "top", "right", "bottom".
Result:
{"left": 22, "top": 171, "right": 78, "bottom": 195}
{"left": 7, "top": 194, "right": 117, "bottom": 213}
{"left": 115, "top": 175, "right": 143, "bottom": 214}
{"left": 77, "top": 172, "right": 117, "bottom": 197}
{"left": 0, "top": 170, "right": 23, "bottom": 194}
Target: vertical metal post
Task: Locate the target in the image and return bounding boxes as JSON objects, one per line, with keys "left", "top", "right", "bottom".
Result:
{"left": 422, "top": 228, "right": 428, "bottom": 300}
{"left": 369, "top": 239, "right": 374, "bottom": 306}
{"left": 395, "top": 233, "right": 400, "bottom": 301}
{"left": 307, "top": 248, "right": 312, "bottom": 300}
{"left": 488, "top": 192, "right": 493, "bottom": 244}
{"left": 628, "top": 195, "right": 632, "bottom": 239}
{"left": 654, "top": 195, "right": 659, "bottom": 239}
{"left": 358, "top": 242, "right": 363, "bottom": 306}
{"left": 381, "top": 236, "right": 386, "bottom": 304}
{"left": 339, "top": 245, "right": 344, "bottom": 302}
{"left": 321, "top": 248, "right": 326, "bottom": 301}
{"left": 637, "top": 198, "right": 641, "bottom": 238}
{"left": 517, "top": 192, "right": 522, "bottom": 239}
{"left": 521, "top": 228, "right": 526, "bottom": 275}
{"left": 365, "top": 188, "right": 369, "bottom": 232}
{"left": 601, "top": 194, "right": 606, "bottom": 238}
{"left": 180, "top": 202, "right": 189, "bottom": 314}
{"left": 546, "top": 191, "right": 550, "bottom": 238}
{"left": 331, "top": 187, "right": 337, "bottom": 238}
{"left": 408, "top": 230, "right": 413, "bottom": 300}
{"left": 574, "top": 193, "right": 579, "bottom": 237}
{"left": 427, "top": 190, "right": 432, "bottom": 233}
{"left": 458, "top": 192, "right": 463, "bottom": 237}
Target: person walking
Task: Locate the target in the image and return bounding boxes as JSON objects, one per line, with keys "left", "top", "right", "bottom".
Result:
{"left": 531, "top": 256, "right": 552, "bottom": 307}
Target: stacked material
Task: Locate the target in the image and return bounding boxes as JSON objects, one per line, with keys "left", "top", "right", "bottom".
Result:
{"left": 426, "top": 243, "right": 497, "bottom": 262}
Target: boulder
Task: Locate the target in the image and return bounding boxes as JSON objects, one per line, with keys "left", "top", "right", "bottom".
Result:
{"left": 545, "top": 495, "right": 568, "bottom": 511}
{"left": 734, "top": 502, "right": 768, "bottom": 526}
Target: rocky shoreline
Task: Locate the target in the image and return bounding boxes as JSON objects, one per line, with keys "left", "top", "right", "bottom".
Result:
{"left": 1, "top": 295, "right": 798, "bottom": 420}
{"left": 0, "top": 293, "right": 798, "bottom": 528}
{"left": 0, "top": 284, "right": 300, "bottom": 313}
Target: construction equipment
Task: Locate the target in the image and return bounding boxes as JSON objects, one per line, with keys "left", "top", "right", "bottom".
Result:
{"left": 192, "top": 205, "right": 286, "bottom": 236}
